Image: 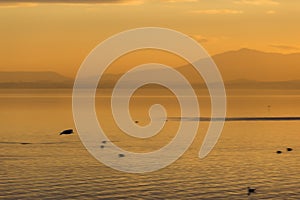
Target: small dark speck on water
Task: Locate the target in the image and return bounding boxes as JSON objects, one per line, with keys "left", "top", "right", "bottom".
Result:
{"left": 118, "top": 154, "right": 125, "bottom": 158}
{"left": 20, "top": 142, "right": 31, "bottom": 145}
{"left": 59, "top": 129, "right": 74, "bottom": 135}
{"left": 287, "top": 147, "right": 293, "bottom": 152}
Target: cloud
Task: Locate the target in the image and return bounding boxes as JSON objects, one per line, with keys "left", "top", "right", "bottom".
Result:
{"left": 190, "top": 35, "right": 209, "bottom": 43}
{"left": 270, "top": 44, "right": 299, "bottom": 51}
{"left": 0, "top": 0, "right": 199, "bottom": 6}
{"left": 0, "top": 2, "right": 38, "bottom": 8}
{"left": 189, "top": 34, "right": 227, "bottom": 44}
{"left": 191, "top": 9, "right": 243, "bottom": 14}
{"left": 266, "top": 10, "right": 276, "bottom": 14}
{"left": 164, "top": 0, "right": 198, "bottom": 2}
{"left": 234, "top": 0, "right": 279, "bottom": 6}
{"left": 0, "top": 0, "right": 143, "bottom": 6}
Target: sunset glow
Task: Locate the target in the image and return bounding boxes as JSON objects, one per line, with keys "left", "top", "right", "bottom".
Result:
{"left": 0, "top": 0, "right": 299, "bottom": 78}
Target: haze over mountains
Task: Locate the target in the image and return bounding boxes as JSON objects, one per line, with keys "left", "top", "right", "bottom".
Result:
{"left": 1, "top": 49, "right": 299, "bottom": 89}
{"left": 213, "top": 48, "right": 300, "bottom": 81}
{"left": 0, "top": 71, "right": 73, "bottom": 88}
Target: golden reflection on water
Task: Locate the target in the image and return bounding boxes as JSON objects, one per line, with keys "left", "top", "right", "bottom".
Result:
{"left": 1, "top": 89, "right": 300, "bottom": 199}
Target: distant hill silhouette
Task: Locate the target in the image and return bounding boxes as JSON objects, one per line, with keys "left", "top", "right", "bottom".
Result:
{"left": 1, "top": 49, "right": 300, "bottom": 89}
{"left": 224, "top": 79, "right": 300, "bottom": 89}
{"left": 212, "top": 48, "right": 300, "bottom": 81}
{"left": 174, "top": 48, "right": 300, "bottom": 83}
{"left": 95, "top": 48, "right": 300, "bottom": 89}
{"left": 0, "top": 71, "right": 73, "bottom": 88}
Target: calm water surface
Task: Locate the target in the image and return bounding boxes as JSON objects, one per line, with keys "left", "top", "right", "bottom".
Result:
{"left": 1, "top": 89, "right": 300, "bottom": 199}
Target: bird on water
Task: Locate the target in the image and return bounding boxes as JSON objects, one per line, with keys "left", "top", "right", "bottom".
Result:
{"left": 59, "top": 129, "right": 74, "bottom": 135}
{"left": 247, "top": 187, "right": 256, "bottom": 196}
{"left": 118, "top": 154, "right": 125, "bottom": 158}
{"left": 276, "top": 150, "right": 282, "bottom": 154}
{"left": 287, "top": 147, "right": 293, "bottom": 152}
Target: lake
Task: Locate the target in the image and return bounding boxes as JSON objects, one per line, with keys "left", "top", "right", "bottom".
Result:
{"left": 1, "top": 89, "right": 300, "bottom": 199}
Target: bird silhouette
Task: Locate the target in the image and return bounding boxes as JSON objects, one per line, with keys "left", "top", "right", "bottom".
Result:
{"left": 59, "top": 129, "right": 73, "bottom": 135}
{"left": 276, "top": 150, "right": 282, "bottom": 154}
{"left": 287, "top": 147, "right": 293, "bottom": 152}
{"left": 247, "top": 187, "right": 256, "bottom": 196}
{"left": 118, "top": 154, "right": 125, "bottom": 158}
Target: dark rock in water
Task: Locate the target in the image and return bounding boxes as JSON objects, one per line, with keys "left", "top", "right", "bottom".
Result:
{"left": 118, "top": 154, "right": 125, "bottom": 158}
{"left": 100, "top": 145, "right": 105, "bottom": 149}
{"left": 59, "top": 129, "right": 73, "bottom": 135}
{"left": 102, "top": 140, "right": 107, "bottom": 144}
{"left": 276, "top": 150, "right": 282, "bottom": 154}
{"left": 287, "top": 147, "right": 293, "bottom": 152}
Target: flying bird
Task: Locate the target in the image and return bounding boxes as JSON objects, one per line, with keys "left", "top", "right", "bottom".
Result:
{"left": 59, "top": 129, "right": 74, "bottom": 135}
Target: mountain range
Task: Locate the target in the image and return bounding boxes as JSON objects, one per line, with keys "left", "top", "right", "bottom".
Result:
{"left": 0, "top": 71, "right": 73, "bottom": 88}
{"left": 1, "top": 49, "right": 299, "bottom": 89}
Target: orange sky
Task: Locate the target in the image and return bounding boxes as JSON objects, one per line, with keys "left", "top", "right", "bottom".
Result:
{"left": 0, "top": 0, "right": 299, "bottom": 77}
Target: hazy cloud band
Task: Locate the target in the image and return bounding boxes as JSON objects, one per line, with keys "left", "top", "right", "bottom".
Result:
{"left": 0, "top": 0, "right": 139, "bottom": 4}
